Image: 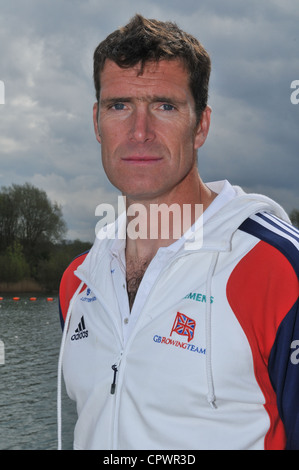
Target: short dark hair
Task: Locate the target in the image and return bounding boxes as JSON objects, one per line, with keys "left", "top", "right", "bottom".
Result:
{"left": 93, "top": 14, "right": 211, "bottom": 122}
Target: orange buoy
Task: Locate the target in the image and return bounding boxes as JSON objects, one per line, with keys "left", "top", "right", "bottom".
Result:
{"left": 29, "top": 297, "right": 37, "bottom": 301}
{"left": 47, "top": 297, "right": 54, "bottom": 301}
{"left": 13, "top": 297, "right": 20, "bottom": 301}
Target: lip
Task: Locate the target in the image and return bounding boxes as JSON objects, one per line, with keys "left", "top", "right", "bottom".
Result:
{"left": 121, "top": 156, "right": 163, "bottom": 164}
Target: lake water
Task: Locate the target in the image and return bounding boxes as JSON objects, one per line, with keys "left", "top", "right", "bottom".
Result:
{"left": 0, "top": 295, "right": 77, "bottom": 450}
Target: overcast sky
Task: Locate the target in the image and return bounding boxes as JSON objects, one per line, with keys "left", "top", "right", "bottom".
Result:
{"left": 0, "top": 0, "right": 298, "bottom": 241}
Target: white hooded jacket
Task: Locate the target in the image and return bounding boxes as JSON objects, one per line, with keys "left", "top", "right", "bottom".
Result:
{"left": 58, "top": 180, "right": 299, "bottom": 450}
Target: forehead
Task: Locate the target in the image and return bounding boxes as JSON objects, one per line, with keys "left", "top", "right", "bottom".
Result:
{"left": 99, "top": 59, "right": 192, "bottom": 100}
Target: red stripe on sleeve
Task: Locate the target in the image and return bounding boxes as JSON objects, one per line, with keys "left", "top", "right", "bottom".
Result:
{"left": 227, "top": 241, "right": 298, "bottom": 449}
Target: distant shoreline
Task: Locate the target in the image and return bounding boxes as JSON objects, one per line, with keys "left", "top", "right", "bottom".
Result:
{"left": 0, "top": 279, "right": 56, "bottom": 294}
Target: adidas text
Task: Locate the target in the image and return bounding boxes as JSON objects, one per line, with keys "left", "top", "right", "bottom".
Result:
{"left": 71, "top": 330, "right": 88, "bottom": 341}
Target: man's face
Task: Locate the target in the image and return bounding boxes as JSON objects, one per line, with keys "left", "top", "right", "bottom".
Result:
{"left": 93, "top": 59, "right": 210, "bottom": 202}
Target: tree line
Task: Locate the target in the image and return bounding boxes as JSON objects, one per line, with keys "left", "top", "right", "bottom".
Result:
{"left": 0, "top": 183, "right": 91, "bottom": 291}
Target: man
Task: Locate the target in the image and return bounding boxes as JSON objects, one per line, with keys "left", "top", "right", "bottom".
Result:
{"left": 58, "top": 15, "right": 299, "bottom": 450}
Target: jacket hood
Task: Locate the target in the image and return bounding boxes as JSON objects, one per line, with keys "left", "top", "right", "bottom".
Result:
{"left": 200, "top": 181, "right": 291, "bottom": 252}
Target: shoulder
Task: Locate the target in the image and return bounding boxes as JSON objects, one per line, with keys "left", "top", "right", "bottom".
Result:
{"left": 58, "top": 251, "right": 89, "bottom": 328}
{"left": 238, "top": 212, "right": 299, "bottom": 276}
{"left": 228, "top": 212, "right": 298, "bottom": 334}
{"left": 227, "top": 213, "right": 298, "bottom": 369}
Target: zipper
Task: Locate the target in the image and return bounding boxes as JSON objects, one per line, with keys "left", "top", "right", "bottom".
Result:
{"left": 110, "top": 364, "right": 118, "bottom": 394}
{"left": 110, "top": 352, "right": 123, "bottom": 395}
{"left": 110, "top": 352, "right": 124, "bottom": 450}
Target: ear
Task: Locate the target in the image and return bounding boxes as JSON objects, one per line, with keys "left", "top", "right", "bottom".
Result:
{"left": 194, "top": 106, "right": 212, "bottom": 150}
{"left": 93, "top": 102, "right": 101, "bottom": 144}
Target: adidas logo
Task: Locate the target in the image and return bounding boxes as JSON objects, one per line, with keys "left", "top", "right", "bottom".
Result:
{"left": 71, "top": 316, "right": 88, "bottom": 341}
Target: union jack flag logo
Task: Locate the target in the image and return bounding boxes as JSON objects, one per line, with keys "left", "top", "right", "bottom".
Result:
{"left": 170, "top": 312, "right": 196, "bottom": 343}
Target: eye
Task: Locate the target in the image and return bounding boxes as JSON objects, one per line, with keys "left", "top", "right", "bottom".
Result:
{"left": 159, "top": 103, "right": 176, "bottom": 111}
{"left": 112, "top": 103, "right": 126, "bottom": 111}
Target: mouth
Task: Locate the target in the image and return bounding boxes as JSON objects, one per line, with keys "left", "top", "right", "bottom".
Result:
{"left": 121, "top": 156, "right": 163, "bottom": 165}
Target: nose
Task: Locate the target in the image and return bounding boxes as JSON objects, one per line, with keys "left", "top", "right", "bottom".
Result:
{"left": 128, "top": 105, "right": 155, "bottom": 143}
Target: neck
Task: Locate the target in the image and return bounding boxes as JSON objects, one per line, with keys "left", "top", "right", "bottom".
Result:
{"left": 125, "top": 172, "right": 217, "bottom": 263}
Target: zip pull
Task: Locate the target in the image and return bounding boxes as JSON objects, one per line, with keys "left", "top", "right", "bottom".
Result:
{"left": 110, "top": 351, "right": 123, "bottom": 395}
{"left": 110, "top": 364, "right": 118, "bottom": 395}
